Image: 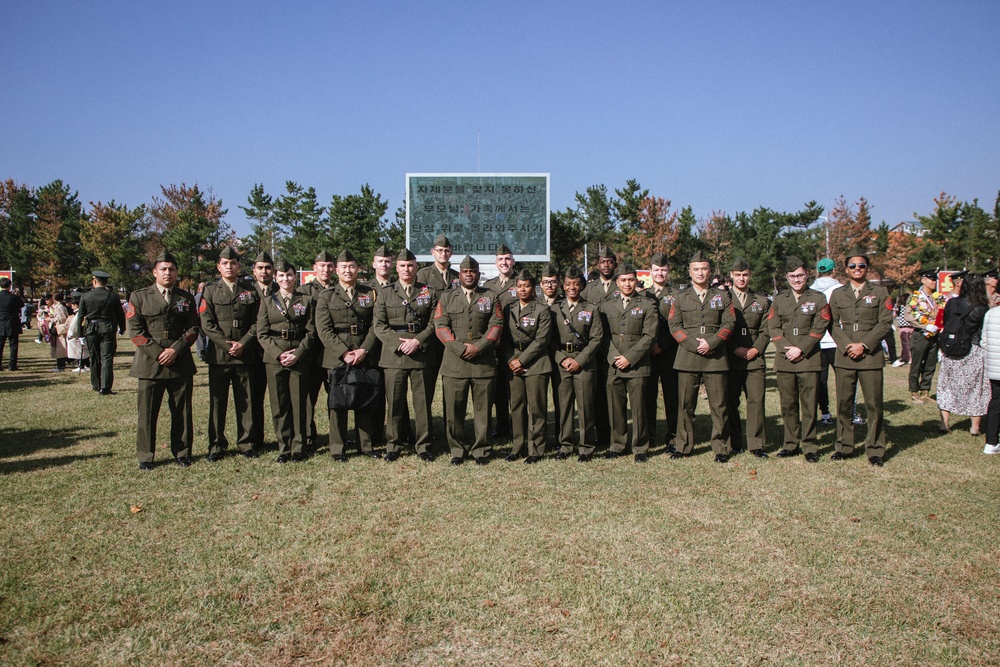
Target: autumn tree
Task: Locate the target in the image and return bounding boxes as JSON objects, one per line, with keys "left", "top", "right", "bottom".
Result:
{"left": 881, "top": 230, "right": 927, "bottom": 287}
{"left": 699, "top": 211, "right": 734, "bottom": 272}
{"left": 627, "top": 196, "right": 679, "bottom": 268}
{"left": 33, "top": 180, "right": 89, "bottom": 289}
{"left": 276, "top": 182, "right": 327, "bottom": 269}
{"left": 81, "top": 200, "right": 149, "bottom": 291}
{"left": 148, "top": 183, "right": 230, "bottom": 285}
{"left": 826, "top": 196, "right": 875, "bottom": 278}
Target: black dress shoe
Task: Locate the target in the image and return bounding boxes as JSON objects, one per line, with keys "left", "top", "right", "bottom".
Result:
{"left": 750, "top": 449, "right": 768, "bottom": 458}
{"left": 714, "top": 454, "right": 729, "bottom": 463}
{"left": 666, "top": 443, "right": 676, "bottom": 454}
{"left": 504, "top": 453, "right": 523, "bottom": 462}
{"left": 604, "top": 450, "right": 624, "bottom": 459}
{"left": 669, "top": 451, "right": 685, "bottom": 459}
{"left": 869, "top": 456, "right": 884, "bottom": 467}
{"left": 578, "top": 454, "right": 592, "bottom": 462}
{"left": 775, "top": 449, "right": 797, "bottom": 458}
{"left": 207, "top": 452, "right": 224, "bottom": 462}
{"left": 176, "top": 456, "right": 192, "bottom": 467}
{"left": 830, "top": 451, "right": 848, "bottom": 461}
{"left": 276, "top": 454, "right": 290, "bottom": 464}
{"left": 333, "top": 454, "right": 348, "bottom": 462}
{"left": 474, "top": 456, "right": 489, "bottom": 466}
{"left": 554, "top": 452, "right": 569, "bottom": 461}
{"left": 241, "top": 449, "right": 259, "bottom": 459}
{"left": 290, "top": 453, "right": 304, "bottom": 462}
{"left": 731, "top": 445, "right": 745, "bottom": 454}
{"left": 138, "top": 462, "right": 153, "bottom": 471}
{"left": 524, "top": 455, "right": 541, "bottom": 464}
{"left": 99, "top": 389, "right": 117, "bottom": 396}
{"left": 634, "top": 453, "right": 648, "bottom": 463}
{"left": 364, "top": 451, "right": 383, "bottom": 459}
{"left": 450, "top": 456, "right": 464, "bottom": 466}
{"left": 384, "top": 451, "right": 400, "bottom": 462}
{"left": 418, "top": 452, "right": 435, "bottom": 462}
{"left": 804, "top": 453, "right": 819, "bottom": 463}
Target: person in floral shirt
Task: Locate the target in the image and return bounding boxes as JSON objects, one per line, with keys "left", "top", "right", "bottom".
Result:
{"left": 903, "top": 269, "right": 947, "bottom": 403}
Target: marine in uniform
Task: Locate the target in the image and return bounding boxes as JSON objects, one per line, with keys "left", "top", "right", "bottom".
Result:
{"left": 126, "top": 251, "right": 200, "bottom": 469}
{"left": 550, "top": 267, "right": 604, "bottom": 460}
{"left": 363, "top": 244, "right": 394, "bottom": 447}
{"left": 725, "top": 257, "right": 771, "bottom": 458}
{"left": 373, "top": 248, "right": 439, "bottom": 462}
{"left": 667, "top": 251, "right": 736, "bottom": 462}
{"left": 768, "top": 257, "right": 830, "bottom": 461}
{"left": 601, "top": 263, "right": 657, "bottom": 462}
{"left": 483, "top": 244, "right": 519, "bottom": 440}
{"left": 315, "top": 250, "right": 381, "bottom": 460}
{"left": 74, "top": 269, "right": 126, "bottom": 394}
{"left": 538, "top": 263, "right": 563, "bottom": 447}
{"left": 297, "top": 250, "right": 337, "bottom": 449}
{"left": 434, "top": 255, "right": 504, "bottom": 465}
{"left": 249, "top": 251, "right": 276, "bottom": 448}
{"left": 828, "top": 251, "right": 894, "bottom": 466}
{"left": 498, "top": 269, "right": 553, "bottom": 463}
{"left": 643, "top": 252, "right": 679, "bottom": 451}
{"left": 416, "top": 234, "right": 460, "bottom": 292}
{"left": 580, "top": 246, "right": 620, "bottom": 446}
{"left": 199, "top": 247, "right": 264, "bottom": 459}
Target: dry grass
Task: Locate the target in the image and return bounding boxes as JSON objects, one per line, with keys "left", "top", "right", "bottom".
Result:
{"left": 1, "top": 333, "right": 999, "bottom": 666}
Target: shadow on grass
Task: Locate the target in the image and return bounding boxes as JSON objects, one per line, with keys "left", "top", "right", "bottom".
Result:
{"left": 0, "top": 374, "right": 69, "bottom": 391}
{"left": 1, "top": 451, "right": 113, "bottom": 474}
{"left": 0, "top": 425, "right": 117, "bottom": 470}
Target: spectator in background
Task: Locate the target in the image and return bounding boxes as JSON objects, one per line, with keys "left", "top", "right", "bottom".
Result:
{"left": 0, "top": 277, "right": 24, "bottom": 371}
{"left": 810, "top": 258, "right": 841, "bottom": 428}
{"left": 20, "top": 298, "right": 35, "bottom": 331}
{"left": 936, "top": 274, "right": 990, "bottom": 435}
{"left": 896, "top": 295, "right": 914, "bottom": 366}
{"left": 986, "top": 268, "right": 1000, "bottom": 308}
{"left": 981, "top": 301, "right": 1000, "bottom": 454}
{"left": 904, "top": 269, "right": 946, "bottom": 404}
{"left": 49, "top": 292, "right": 70, "bottom": 371}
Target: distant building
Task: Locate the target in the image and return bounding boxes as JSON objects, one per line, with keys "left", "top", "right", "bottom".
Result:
{"left": 890, "top": 220, "right": 926, "bottom": 237}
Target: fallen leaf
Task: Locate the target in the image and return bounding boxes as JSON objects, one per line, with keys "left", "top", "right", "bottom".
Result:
{"left": 750, "top": 470, "right": 757, "bottom": 475}
{"left": 561, "top": 610, "right": 569, "bottom": 617}
{"left": 252, "top": 494, "right": 259, "bottom": 500}
{"left": 484, "top": 600, "right": 495, "bottom": 608}
{"left": 928, "top": 514, "right": 937, "bottom": 520}
{"left": 849, "top": 517, "right": 860, "bottom": 523}
{"left": 130, "top": 505, "right": 142, "bottom": 514}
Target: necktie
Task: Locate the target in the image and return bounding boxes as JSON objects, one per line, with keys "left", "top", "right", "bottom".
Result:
{"left": 346, "top": 287, "right": 354, "bottom": 301}
{"left": 623, "top": 296, "right": 630, "bottom": 309}
{"left": 568, "top": 302, "right": 576, "bottom": 314}
{"left": 699, "top": 291, "right": 705, "bottom": 304}
{"left": 163, "top": 289, "right": 171, "bottom": 303}
{"left": 466, "top": 290, "right": 473, "bottom": 304}
{"left": 404, "top": 285, "right": 412, "bottom": 298}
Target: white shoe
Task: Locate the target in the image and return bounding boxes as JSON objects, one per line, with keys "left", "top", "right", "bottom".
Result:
{"left": 983, "top": 444, "right": 1000, "bottom": 455}
{"left": 72, "top": 367, "right": 84, "bottom": 373}
{"left": 891, "top": 360, "right": 905, "bottom": 367}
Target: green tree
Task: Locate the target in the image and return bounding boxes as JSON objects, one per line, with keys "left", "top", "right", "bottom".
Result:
{"left": 239, "top": 183, "right": 278, "bottom": 259}
{"left": 149, "top": 184, "right": 230, "bottom": 286}
{"left": 327, "top": 184, "right": 390, "bottom": 266}
{"left": 81, "top": 200, "right": 149, "bottom": 292}
{"left": 731, "top": 207, "right": 784, "bottom": 294}
{"left": 963, "top": 198, "right": 998, "bottom": 271}
{"left": 611, "top": 179, "right": 648, "bottom": 237}
{"left": 670, "top": 206, "right": 700, "bottom": 284}
{"left": 915, "top": 192, "right": 963, "bottom": 270}
{"left": 33, "top": 180, "right": 90, "bottom": 289}
{"left": 549, "top": 207, "right": 586, "bottom": 270}
{"left": 275, "top": 182, "right": 327, "bottom": 269}
{"left": 0, "top": 179, "right": 39, "bottom": 293}
{"left": 874, "top": 221, "right": 890, "bottom": 255}
{"left": 575, "top": 184, "right": 615, "bottom": 268}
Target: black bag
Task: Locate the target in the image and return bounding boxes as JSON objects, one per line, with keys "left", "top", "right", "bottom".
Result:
{"left": 939, "top": 303, "right": 975, "bottom": 359}
{"left": 328, "top": 365, "right": 383, "bottom": 410}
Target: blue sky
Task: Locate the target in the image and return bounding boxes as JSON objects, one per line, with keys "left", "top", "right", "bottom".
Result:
{"left": 3, "top": 1, "right": 998, "bottom": 235}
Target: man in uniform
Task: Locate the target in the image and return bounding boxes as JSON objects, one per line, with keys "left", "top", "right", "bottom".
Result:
{"left": 551, "top": 266, "right": 604, "bottom": 461}
{"left": 363, "top": 244, "right": 393, "bottom": 446}
{"left": 539, "top": 264, "right": 561, "bottom": 306}
{"left": 828, "top": 251, "right": 894, "bottom": 466}
{"left": 498, "top": 269, "right": 553, "bottom": 463}
{"left": 249, "top": 251, "right": 276, "bottom": 442}
{"left": 316, "top": 250, "right": 381, "bottom": 461}
{"left": 252, "top": 252, "right": 276, "bottom": 299}
{"left": 602, "top": 263, "right": 657, "bottom": 462}
{"left": 667, "top": 251, "right": 736, "bottom": 462}
{"left": 367, "top": 244, "right": 394, "bottom": 290}
{"left": 581, "top": 246, "right": 619, "bottom": 447}
{"left": 538, "top": 262, "right": 562, "bottom": 447}
{"left": 483, "top": 244, "right": 518, "bottom": 439}
{"left": 199, "top": 246, "right": 264, "bottom": 460}
{"left": 126, "top": 251, "right": 200, "bottom": 469}
{"left": 643, "top": 252, "right": 679, "bottom": 451}
{"left": 373, "top": 248, "right": 439, "bottom": 462}
{"left": 0, "top": 277, "right": 24, "bottom": 371}
{"left": 298, "top": 250, "right": 337, "bottom": 449}
{"left": 73, "top": 269, "right": 126, "bottom": 394}
{"left": 768, "top": 257, "right": 830, "bottom": 462}
{"left": 904, "top": 269, "right": 946, "bottom": 404}
{"left": 434, "top": 255, "right": 504, "bottom": 465}
{"left": 417, "top": 234, "right": 460, "bottom": 292}
{"left": 726, "top": 258, "right": 771, "bottom": 458}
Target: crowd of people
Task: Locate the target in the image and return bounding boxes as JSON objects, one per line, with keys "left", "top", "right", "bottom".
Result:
{"left": 4, "top": 238, "right": 999, "bottom": 470}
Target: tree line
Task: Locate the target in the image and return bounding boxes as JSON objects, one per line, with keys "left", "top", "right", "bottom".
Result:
{"left": 2, "top": 177, "right": 997, "bottom": 296}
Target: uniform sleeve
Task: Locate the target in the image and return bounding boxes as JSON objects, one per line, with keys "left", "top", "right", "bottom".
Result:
{"left": 294, "top": 298, "right": 317, "bottom": 360}
{"left": 316, "top": 292, "right": 350, "bottom": 362}
{"left": 114, "top": 295, "right": 126, "bottom": 333}
{"left": 767, "top": 302, "right": 788, "bottom": 355}
{"left": 414, "top": 290, "right": 439, "bottom": 349}
{"left": 256, "top": 299, "right": 280, "bottom": 361}
{"left": 828, "top": 289, "right": 852, "bottom": 351}
{"left": 472, "top": 299, "right": 504, "bottom": 353}
{"left": 434, "top": 294, "right": 466, "bottom": 357}
{"left": 175, "top": 296, "right": 200, "bottom": 352}
{"left": 372, "top": 290, "right": 395, "bottom": 349}
{"left": 623, "top": 298, "right": 656, "bottom": 366}
{"left": 797, "top": 293, "right": 829, "bottom": 357}
{"left": 360, "top": 291, "right": 379, "bottom": 355}
{"left": 238, "top": 292, "right": 259, "bottom": 349}
{"left": 861, "top": 289, "right": 893, "bottom": 351}
{"left": 198, "top": 286, "right": 229, "bottom": 351}
{"left": 127, "top": 292, "right": 166, "bottom": 361}
{"left": 753, "top": 298, "right": 771, "bottom": 354}
{"left": 516, "top": 304, "right": 552, "bottom": 367}
{"left": 705, "top": 291, "right": 735, "bottom": 352}
{"left": 575, "top": 304, "right": 604, "bottom": 368}
{"left": 667, "top": 296, "right": 699, "bottom": 353}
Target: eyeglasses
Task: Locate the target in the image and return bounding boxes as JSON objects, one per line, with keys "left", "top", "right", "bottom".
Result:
{"left": 848, "top": 263, "right": 867, "bottom": 269}
{"left": 787, "top": 273, "right": 808, "bottom": 280}
{"left": 540, "top": 279, "right": 558, "bottom": 286}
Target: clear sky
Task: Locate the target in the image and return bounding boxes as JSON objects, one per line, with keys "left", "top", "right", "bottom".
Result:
{"left": 3, "top": 1, "right": 998, "bottom": 235}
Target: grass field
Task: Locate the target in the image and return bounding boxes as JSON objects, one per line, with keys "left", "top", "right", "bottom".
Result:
{"left": 1, "top": 332, "right": 998, "bottom": 666}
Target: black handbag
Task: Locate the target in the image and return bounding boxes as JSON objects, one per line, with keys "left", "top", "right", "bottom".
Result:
{"left": 328, "top": 365, "right": 383, "bottom": 410}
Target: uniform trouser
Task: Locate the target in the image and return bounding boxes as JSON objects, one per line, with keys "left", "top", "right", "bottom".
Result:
{"left": 249, "top": 364, "right": 267, "bottom": 447}
{"left": 676, "top": 371, "right": 730, "bottom": 456}
{"left": 384, "top": 366, "right": 435, "bottom": 455}
{"left": 136, "top": 376, "right": 193, "bottom": 463}
{"left": 491, "top": 372, "right": 511, "bottom": 435}
{"left": 776, "top": 370, "right": 819, "bottom": 454}
{"left": 608, "top": 374, "right": 650, "bottom": 455}
{"left": 593, "top": 361, "right": 611, "bottom": 444}
{"left": 442, "top": 376, "right": 494, "bottom": 459}
{"left": 645, "top": 352, "right": 679, "bottom": 447}
{"left": 548, "top": 355, "right": 561, "bottom": 445}
{"left": 306, "top": 363, "right": 329, "bottom": 447}
{"left": 371, "top": 372, "right": 387, "bottom": 446}
{"left": 508, "top": 372, "right": 549, "bottom": 457}
{"left": 265, "top": 364, "right": 308, "bottom": 456}
{"left": 207, "top": 365, "right": 257, "bottom": 454}
{"left": 556, "top": 367, "right": 597, "bottom": 455}
{"left": 727, "top": 367, "right": 767, "bottom": 452}
{"left": 985, "top": 379, "right": 1000, "bottom": 446}
{"left": 85, "top": 331, "right": 116, "bottom": 391}
{"left": 0, "top": 332, "right": 19, "bottom": 370}
{"left": 835, "top": 367, "right": 886, "bottom": 457}
{"left": 908, "top": 333, "right": 938, "bottom": 392}
{"left": 818, "top": 348, "right": 836, "bottom": 415}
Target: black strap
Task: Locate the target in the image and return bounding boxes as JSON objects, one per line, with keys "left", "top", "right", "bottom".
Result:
{"left": 392, "top": 284, "right": 425, "bottom": 329}
{"left": 560, "top": 302, "right": 586, "bottom": 345}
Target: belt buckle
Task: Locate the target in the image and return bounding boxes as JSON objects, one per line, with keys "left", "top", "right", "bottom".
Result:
{"left": 853, "top": 323, "right": 859, "bottom": 331}
{"left": 467, "top": 332, "right": 476, "bottom": 341}
{"left": 162, "top": 331, "right": 171, "bottom": 339}
{"left": 281, "top": 330, "right": 290, "bottom": 340}
{"left": 350, "top": 324, "right": 359, "bottom": 335}
{"left": 700, "top": 326, "right": 706, "bottom": 334}
{"left": 407, "top": 322, "right": 417, "bottom": 333}
{"left": 232, "top": 319, "right": 240, "bottom": 329}
{"left": 742, "top": 327, "right": 748, "bottom": 336}
{"left": 565, "top": 342, "right": 575, "bottom": 353}
{"left": 792, "top": 327, "right": 799, "bottom": 336}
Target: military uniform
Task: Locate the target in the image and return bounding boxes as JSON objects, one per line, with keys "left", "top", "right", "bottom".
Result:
{"left": 257, "top": 289, "right": 316, "bottom": 458}
{"left": 828, "top": 281, "right": 893, "bottom": 458}
{"left": 483, "top": 274, "right": 519, "bottom": 437}
{"left": 417, "top": 264, "right": 460, "bottom": 292}
{"left": 498, "top": 298, "right": 553, "bottom": 458}
{"left": 581, "top": 276, "right": 620, "bottom": 445}
{"left": 434, "top": 284, "right": 504, "bottom": 461}
{"left": 550, "top": 296, "right": 605, "bottom": 456}
{"left": 199, "top": 278, "right": 264, "bottom": 455}
{"left": 127, "top": 284, "right": 200, "bottom": 463}
{"left": 373, "top": 280, "right": 439, "bottom": 456}
{"left": 75, "top": 283, "right": 126, "bottom": 392}
{"left": 315, "top": 282, "right": 380, "bottom": 457}
{"left": 602, "top": 290, "right": 657, "bottom": 456}
{"left": 667, "top": 285, "right": 736, "bottom": 456}
{"left": 643, "top": 283, "right": 679, "bottom": 448}
{"left": 296, "top": 276, "right": 334, "bottom": 447}
{"left": 768, "top": 289, "right": 829, "bottom": 455}
{"left": 726, "top": 288, "right": 771, "bottom": 453}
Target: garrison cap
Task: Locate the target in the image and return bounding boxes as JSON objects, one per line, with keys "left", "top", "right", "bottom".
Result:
{"left": 540, "top": 262, "right": 558, "bottom": 278}
{"left": 919, "top": 269, "right": 938, "bottom": 280}
{"left": 985, "top": 268, "right": 999, "bottom": 280}
{"left": 496, "top": 243, "right": 513, "bottom": 256}
{"left": 91, "top": 269, "right": 111, "bottom": 279}
{"left": 564, "top": 266, "right": 586, "bottom": 283}
{"left": 396, "top": 247, "right": 417, "bottom": 262}
{"left": 432, "top": 234, "right": 451, "bottom": 248}
{"left": 253, "top": 251, "right": 273, "bottom": 265}
{"left": 314, "top": 250, "right": 335, "bottom": 263}
{"left": 730, "top": 257, "right": 751, "bottom": 272}
{"left": 688, "top": 250, "right": 708, "bottom": 264}
{"left": 218, "top": 246, "right": 240, "bottom": 261}
{"left": 951, "top": 270, "right": 968, "bottom": 281}
{"left": 154, "top": 250, "right": 177, "bottom": 265}
{"left": 373, "top": 244, "right": 391, "bottom": 258}
{"left": 650, "top": 252, "right": 669, "bottom": 268}
{"left": 597, "top": 246, "right": 617, "bottom": 260}
{"left": 515, "top": 268, "right": 535, "bottom": 283}
{"left": 616, "top": 263, "right": 637, "bottom": 278}
{"left": 274, "top": 260, "right": 295, "bottom": 273}
{"left": 459, "top": 255, "right": 479, "bottom": 270}
{"left": 336, "top": 250, "right": 357, "bottom": 264}
{"left": 845, "top": 249, "right": 870, "bottom": 265}
{"left": 816, "top": 258, "right": 836, "bottom": 273}
{"left": 785, "top": 256, "right": 806, "bottom": 272}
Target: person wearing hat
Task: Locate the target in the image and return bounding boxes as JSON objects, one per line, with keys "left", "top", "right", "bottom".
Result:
{"left": 316, "top": 249, "right": 382, "bottom": 460}
{"left": 249, "top": 251, "right": 276, "bottom": 443}
{"left": 768, "top": 257, "right": 830, "bottom": 462}
{"left": 373, "top": 248, "right": 440, "bottom": 462}
{"left": 643, "top": 251, "right": 679, "bottom": 452}
{"left": 298, "top": 249, "right": 337, "bottom": 449}
{"left": 256, "top": 260, "right": 316, "bottom": 463}
{"left": 667, "top": 251, "right": 736, "bottom": 462}
{"left": 498, "top": 269, "right": 553, "bottom": 463}
{"left": 0, "top": 277, "right": 24, "bottom": 372}
{"left": 810, "top": 258, "right": 841, "bottom": 427}
{"left": 483, "top": 244, "right": 519, "bottom": 440}
{"left": 726, "top": 257, "right": 771, "bottom": 457}
{"left": 417, "top": 234, "right": 459, "bottom": 292}
{"left": 367, "top": 244, "right": 394, "bottom": 290}
{"left": 199, "top": 246, "right": 265, "bottom": 460}
{"left": 600, "top": 263, "right": 657, "bottom": 461}
{"left": 538, "top": 262, "right": 563, "bottom": 446}
{"left": 828, "top": 251, "right": 894, "bottom": 466}
{"left": 127, "top": 250, "right": 201, "bottom": 469}
{"left": 902, "top": 269, "right": 947, "bottom": 404}
{"left": 434, "top": 255, "right": 504, "bottom": 465}
{"left": 985, "top": 268, "right": 1000, "bottom": 308}
{"left": 251, "top": 251, "right": 276, "bottom": 300}
{"left": 551, "top": 266, "right": 604, "bottom": 461}
{"left": 71, "top": 269, "right": 126, "bottom": 394}
{"left": 582, "top": 246, "right": 619, "bottom": 447}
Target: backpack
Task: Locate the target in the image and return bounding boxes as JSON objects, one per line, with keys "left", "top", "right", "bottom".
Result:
{"left": 939, "top": 301, "right": 976, "bottom": 359}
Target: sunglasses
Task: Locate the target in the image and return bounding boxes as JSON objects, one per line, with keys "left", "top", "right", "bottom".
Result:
{"left": 848, "top": 263, "right": 867, "bottom": 269}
